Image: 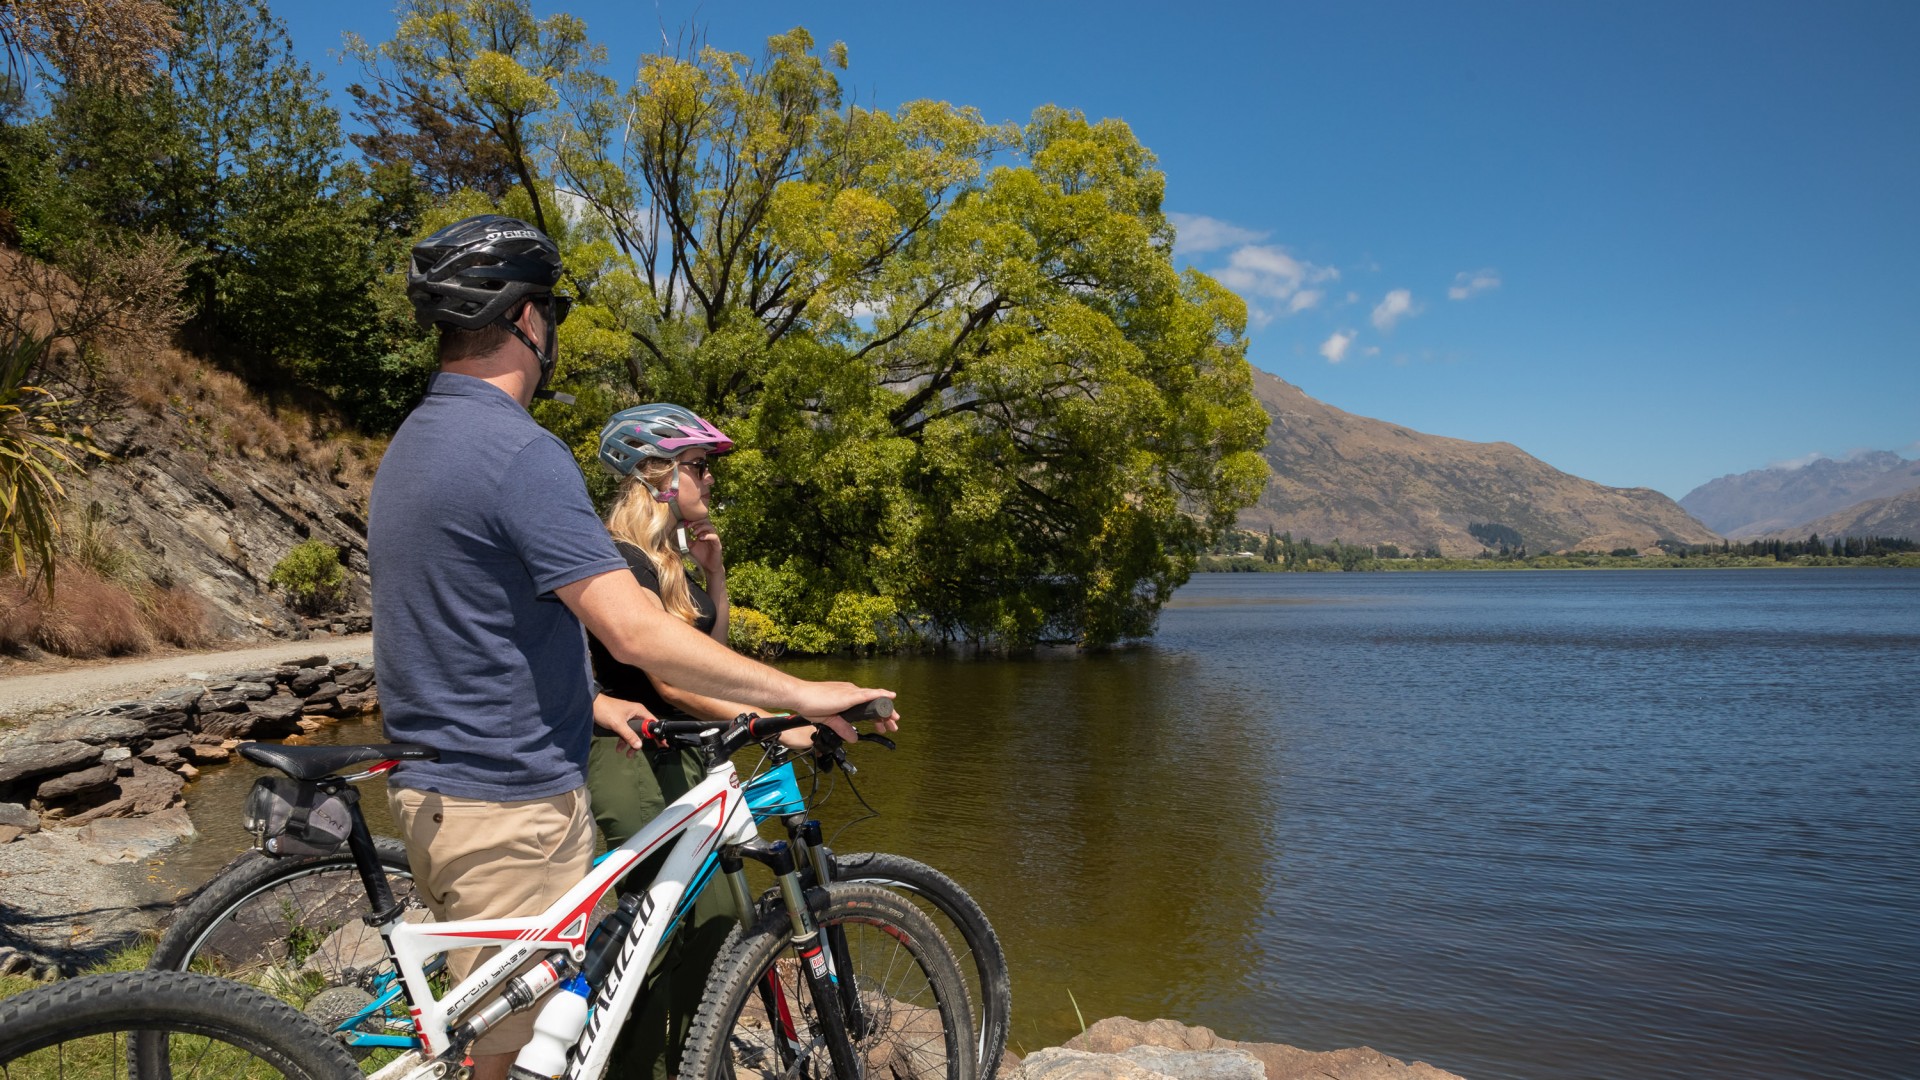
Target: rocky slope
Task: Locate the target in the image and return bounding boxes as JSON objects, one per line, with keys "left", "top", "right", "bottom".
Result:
{"left": 70, "top": 403, "right": 372, "bottom": 638}
{"left": 1756, "top": 484, "right": 1920, "bottom": 542}
{"left": 1679, "top": 450, "right": 1920, "bottom": 538}
{"left": 1238, "top": 370, "right": 1719, "bottom": 555}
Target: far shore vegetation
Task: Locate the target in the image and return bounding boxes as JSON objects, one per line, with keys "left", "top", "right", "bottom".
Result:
{"left": 1200, "top": 528, "right": 1920, "bottom": 573}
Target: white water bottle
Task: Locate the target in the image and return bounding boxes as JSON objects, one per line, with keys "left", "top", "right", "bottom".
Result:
{"left": 509, "top": 973, "right": 591, "bottom": 1079}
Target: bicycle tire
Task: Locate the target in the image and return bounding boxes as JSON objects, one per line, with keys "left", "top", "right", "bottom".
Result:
{"left": 150, "top": 839, "right": 416, "bottom": 986}
{"left": 832, "top": 851, "right": 1013, "bottom": 1080}
{"left": 0, "top": 969, "right": 363, "bottom": 1079}
{"left": 679, "top": 882, "right": 975, "bottom": 1080}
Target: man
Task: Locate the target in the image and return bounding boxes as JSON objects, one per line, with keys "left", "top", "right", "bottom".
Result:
{"left": 368, "top": 215, "right": 896, "bottom": 1080}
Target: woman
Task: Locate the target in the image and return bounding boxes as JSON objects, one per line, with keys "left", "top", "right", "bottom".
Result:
{"left": 584, "top": 403, "right": 815, "bottom": 1080}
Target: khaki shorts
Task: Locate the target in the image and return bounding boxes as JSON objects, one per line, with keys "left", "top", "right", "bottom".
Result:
{"left": 388, "top": 786, "right": 594, "bottom": 1056}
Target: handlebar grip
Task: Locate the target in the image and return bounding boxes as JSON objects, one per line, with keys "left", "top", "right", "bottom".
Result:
{"left": 841, "top": 698, "right": 896, "bottom": 724}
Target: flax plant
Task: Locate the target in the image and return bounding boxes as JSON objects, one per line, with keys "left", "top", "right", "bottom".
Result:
{"left": 0, "top": 330, "right": 92, "bottom": 593}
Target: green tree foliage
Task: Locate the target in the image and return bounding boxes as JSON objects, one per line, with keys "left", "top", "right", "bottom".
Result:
{"left": 539, "top": 27, "right": 1266, "bottom": 647}
{"left": 1467, "top": 521, "right": 1523, "bottom": 550}
{"left": 268, "top": 537, "right": 347, "bottom": 614}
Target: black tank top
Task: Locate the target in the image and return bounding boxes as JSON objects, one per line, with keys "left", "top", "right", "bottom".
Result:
{"left": 588, "top": 540, "right": 716, "bottom": 732}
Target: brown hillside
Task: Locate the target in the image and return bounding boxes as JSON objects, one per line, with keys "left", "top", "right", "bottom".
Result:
{"left": 1758, "top": 486, "right": 1920, "bottom": 543}
{"left": 1239, "top": 369, "right": 1720, "bottom": 555}
{"left": 3, "top": 246, "right": 380, "bottom": 644}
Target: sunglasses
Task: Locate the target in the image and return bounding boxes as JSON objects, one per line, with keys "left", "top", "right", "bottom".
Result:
{"left": 547, "top": 295, "right": 573, "bottom": 325}
{"left": 681, "top": 458, "right": 712, "bottom": 479}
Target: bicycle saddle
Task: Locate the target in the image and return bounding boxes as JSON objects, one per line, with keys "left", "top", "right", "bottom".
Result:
{"left": 239, "top": 742, "right": 438, "bottom": 780}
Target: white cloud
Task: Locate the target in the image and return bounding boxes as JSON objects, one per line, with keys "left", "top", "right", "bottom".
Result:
{"left": 1319, "top": 331, "right": 1354, "bottom": 364}
{"left": 1448, "top": 268, "right": 1501, "bottom": 300}
{"left": 1213, "top": 244, "right": 1340, "bottom": 303}
{"left": 1370, "top": 288, "right": 1418, "bottom": 333}
{"left": 1345, "top": 291, "right": 1359, "bottom": 304}
{"left": 1289, "top": 289, "right": 1323, "bottom": 313}
{"left": 1362, "top": 345, "right": 1380, "bottom": 357}
{"left": 1767, "top": 451, "right": 1828, "bottom": 471}
{"left": 1167, "top": 213, "right": 1269, "bottom": 256}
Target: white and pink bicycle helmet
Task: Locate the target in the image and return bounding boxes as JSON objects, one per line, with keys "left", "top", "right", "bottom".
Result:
{"left": 597, "top": 404, "right": 734, "bottom": 500}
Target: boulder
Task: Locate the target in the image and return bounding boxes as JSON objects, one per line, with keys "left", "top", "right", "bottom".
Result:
{"left": 29, "top": 713, "right": 148, "bottom": 746}
{"left": 74, "top": 807, "right": 196, "bottom": 863}
{"left": 151, "top": 685, "right": 206, "bottom": 713}
{"left": 180, "top": 741, "right": 230, "bottom": 764}
{"left": 289, "top": 666, "right": 330, "bottom": 695}
{"left": 199, "top": 690, "right": 253, "bottom": 714}
{"left": 292, "top": 654, "right": 330, "bottom": 670}
{"left": 233, "top": 680, "right": 275, "bottom": 701}
{"left": 61, "top": 761, "right": 187, "bottom": 825}
{"left": 35, "top": 763, "right": 119, "bottom": 801}
{"left": 338, "top": 690, "right": 379, "bottom": 715}
{"left": 304, "top": 680, "right": 343, "bottom": 705}
{"left": 230, "top": 668, "right": 280, "bottom": 684}
{"left": 196, "top": 711, "right": 257, "bottom": 740}
{"left": 1064, "top": 1019, "right": 1464, "bottom": 1080}
{"left": 101, "top": 747, "right": 132, "bottom": 763}
{"left": 337, "top": 667, "right": 376, "bottom": 693}
{"left": 0, "top": 740, "right": 103, "bottom": 785}
{"left": 1015, "top": 1047, "right": 1266, "bottom": 1080}
{"left": 301, "top": 700, "right": 341, "bottom": 717}
{"left": 138, "top": 734, "right": 194, "bottom": 764}
{"left": 0, "top": 801, "right": 39, "bottom": 842}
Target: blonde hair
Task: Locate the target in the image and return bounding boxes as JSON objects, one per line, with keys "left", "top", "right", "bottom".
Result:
{"left": 605, "top": 459, "right": 702, "bottom": 625}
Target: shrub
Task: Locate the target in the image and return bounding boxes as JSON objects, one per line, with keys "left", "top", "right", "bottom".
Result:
{"left": 269, "top": 539, "right": 347, "bottom": 616}
{"left": 727, "top": 605, "right": 783, "bottom": 659}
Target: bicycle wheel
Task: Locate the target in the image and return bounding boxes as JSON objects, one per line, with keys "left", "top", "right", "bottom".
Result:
{"left": 832, "top": 852, "right": 1012, "bottom": 1080}
{"left": 0, "top": 969, "right": 362, "bottom": 1079}
{"left": 680, "top": 883, "right": 974, "bottom": 1080}
{"left": 151, "top": 840, "right": 416, "bottom": 986}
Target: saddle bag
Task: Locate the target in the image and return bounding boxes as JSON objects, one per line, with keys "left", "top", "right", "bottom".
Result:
{"left": 243, "top": 775, "right": 354, "bottom": 857}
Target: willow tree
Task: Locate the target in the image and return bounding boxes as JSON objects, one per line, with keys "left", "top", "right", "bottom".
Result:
{"left": 375, "top": 13, "right": 1269, "bottom": 647}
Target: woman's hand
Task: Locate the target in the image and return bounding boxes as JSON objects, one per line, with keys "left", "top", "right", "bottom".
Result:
{"left": 684, "top": 516, "right": 725, "bottom": 580}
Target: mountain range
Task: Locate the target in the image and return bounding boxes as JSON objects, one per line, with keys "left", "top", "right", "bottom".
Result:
{"left": 1235, "top": 370, "right": 1719, "bottom": 555}
{"left": 1678, "top": 451, "right": 1920, "bottom": 539}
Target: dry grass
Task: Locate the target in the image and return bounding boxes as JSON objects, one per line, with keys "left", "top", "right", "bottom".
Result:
{"left": 0, "top": 566, "right": 216, "bottom": 657}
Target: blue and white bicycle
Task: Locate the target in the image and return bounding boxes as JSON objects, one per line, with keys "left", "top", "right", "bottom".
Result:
{"left": 147, "top": 706, "right": 1007, "bottom": 1079}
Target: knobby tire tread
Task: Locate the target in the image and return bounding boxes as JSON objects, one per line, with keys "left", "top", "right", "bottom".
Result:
{"left": 149, "top": 838, "right": 412, "bottom": 973}
{"left": 0, "top": 969, "right": 363, "bottom": 1079}
{"left": 680, "top": 882, "right": 974, "bottom": 1080}
{"left": 832, "top": 851, "right": 1013, "bottom": 1080}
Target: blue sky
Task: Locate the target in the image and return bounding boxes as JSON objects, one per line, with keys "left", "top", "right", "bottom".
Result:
{"left": 282, "top": 0, "right": 1919, "bottom": 499}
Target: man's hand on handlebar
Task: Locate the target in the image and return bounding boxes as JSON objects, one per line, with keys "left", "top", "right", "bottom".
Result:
{"left": 592, "top": 693, "right": 657, "bottom": 756}
{"left": 787, "top": 683, "right": 901, "bottom": 741}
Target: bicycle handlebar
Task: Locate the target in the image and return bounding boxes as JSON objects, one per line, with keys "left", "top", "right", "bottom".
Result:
{"left": 639, "top": 697, "right": 897, "bottom": 763}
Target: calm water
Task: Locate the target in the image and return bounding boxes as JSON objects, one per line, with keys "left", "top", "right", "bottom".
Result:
{"left": 169, "top": 570, "right": 1920, "bottom": 1079}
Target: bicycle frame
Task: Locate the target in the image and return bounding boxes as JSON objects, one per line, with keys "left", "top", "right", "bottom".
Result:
{"left": 381, "top": 759, "right": 757, "bottom": 1079}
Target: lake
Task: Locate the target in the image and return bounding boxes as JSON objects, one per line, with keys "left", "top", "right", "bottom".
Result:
{"left": 169, "top": 569, "right": 1920, "bottom": 1079}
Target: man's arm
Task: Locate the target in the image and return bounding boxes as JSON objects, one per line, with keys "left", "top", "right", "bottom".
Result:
{"left": 556, "top": 569, "right": 894, "bottom": 720}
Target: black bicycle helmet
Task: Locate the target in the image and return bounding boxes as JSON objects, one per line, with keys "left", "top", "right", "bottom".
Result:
{"left": 406, "top": 215, "right": 561, "bottom": 331}
{"left": 406, "top": 215, "right": 572, "bottom": 401}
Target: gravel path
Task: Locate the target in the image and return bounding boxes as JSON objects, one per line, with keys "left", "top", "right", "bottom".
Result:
{"left": 0, "top": 634, "right": 373, "bottom": 727}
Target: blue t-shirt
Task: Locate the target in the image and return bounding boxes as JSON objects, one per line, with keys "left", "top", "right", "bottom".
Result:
{"left": 368, "top": 373, "right": 627, "bottom": 801}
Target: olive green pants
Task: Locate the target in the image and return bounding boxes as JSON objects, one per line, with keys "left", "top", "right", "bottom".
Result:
{"left": 587, "top": 738, "right": 741, "bottom": 1080}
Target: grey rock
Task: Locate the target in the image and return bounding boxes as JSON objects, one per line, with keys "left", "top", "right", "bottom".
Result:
{"left": 62, "top": 762, "right": 186, "bottom": 824}
{"left": 75, "top": 808, "right": 196, "bottom": 863}
{"left": 199, "top": 690, "right": 252, "bottom": 714}
{"left": 331, "top": 660, "right": 359, "bottom": 675}
{"left": 0, "top": 741, "right": 103, "bottom": 785}
{"left": 233, "top": 680, "right": 274, "bottom": 701}
{"left": 1015, "top": 1049, "right": 1170, "bottom": 1080}
{"left": 35, "top": 763, "right": 119, "bottom": 801}
{"left": 196, "top": 712, "right": 256, "bottom": 740}
{"left": 304, "top": 680, "right": 343, "bottom": 705}
{"left": 100, "top": 747, "right": 132, "bottom": 763}
{"left": 292, "top": 654, "right": 330, "bottom": 669}
{"left": 250, "top": 694, "right": 305, "bottom": 721}
{"left": 337, "top": 690, "right": 378, "bottom": 715}
{"left": 337, "top": 667, "right": 376, "bottom": 692}
{"left": 289, "top": 667, "right": 330, "bottom": 695}
{"left": 0, "top": 825, "right": 25, "bottom": 844}
{"left": 230, "top": 668, "right": 280, "bottom": 684}
{"left": 180, "top": 741, "right": 230, "bottom": 763}
{"left": 0, "top": 801, "right": 38, "bottom": 832}
{"left": 139, "top": 733, "right": 194, "bottom": 764}
{"left": 151, "top": 685, "right": 206, "bottom": 712}
{"left": 30, "top": 713, "right": 147, "bottom": 746}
